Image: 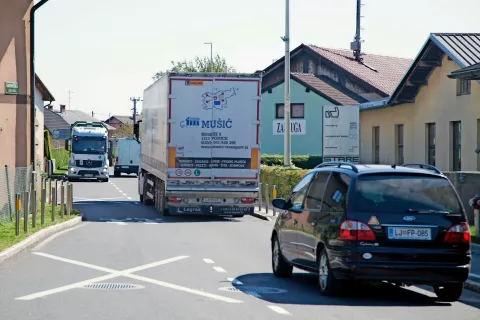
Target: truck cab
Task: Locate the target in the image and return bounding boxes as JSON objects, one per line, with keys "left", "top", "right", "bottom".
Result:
{"left": 65, "top": 121, "right": 110, "bottom": 182}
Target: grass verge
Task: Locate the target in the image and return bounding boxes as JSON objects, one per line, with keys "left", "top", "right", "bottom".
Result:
{"left": 0, "top": 203, "right": 80, "bottom": 252}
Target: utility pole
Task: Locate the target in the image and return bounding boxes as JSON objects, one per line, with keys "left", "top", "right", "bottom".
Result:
{"left": 68, "top": 90, "right": 72, "bottom": 109}
{"left": 130, "top": 97, "right": 142, "bottom": 125}
{"left": 204, "top": 42, "right": 213, "bottom": 72}
{"left": 91, "top": 111, "right": 94, "bottom": 117}
{"left": 281, "top": 0, "right": 291, "bottom": 167}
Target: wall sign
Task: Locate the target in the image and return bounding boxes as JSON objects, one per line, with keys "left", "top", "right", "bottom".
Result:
{"left": 4, "top": 82, "right": 19, "bottom": 95}
{"left": 273, "top": 119, "right": 306, "bottom": 135}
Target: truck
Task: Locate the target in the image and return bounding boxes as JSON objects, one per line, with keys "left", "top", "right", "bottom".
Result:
{"left": 65, "top": 121, "right": 111, "bottom": 182}
{"left": 137, "top": 72, "right": 262, "bottom": 217}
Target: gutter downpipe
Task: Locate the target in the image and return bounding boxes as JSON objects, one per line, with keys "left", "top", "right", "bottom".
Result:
{"left": 30, "top": 0, "right": 50, "bottom": 167}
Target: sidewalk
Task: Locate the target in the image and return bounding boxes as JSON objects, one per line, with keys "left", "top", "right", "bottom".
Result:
{"left": 251, "top": 203, "right": 278, "bottom": 221}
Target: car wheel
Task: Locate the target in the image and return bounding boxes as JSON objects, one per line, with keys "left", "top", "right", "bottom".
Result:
{"left": 434, "top": 283, "right": 463, "bottom": 302}
{"left": 318, "top": 248, "right": 343, "bottom": 296}
{"left": 272, "top": 236, "right": 293, "bottom": 278}
{"left": 140, "top": 194, "right": 144, "bottom": 203}
{"left": 114, "top": 171, "right": 121, "bottom": 177}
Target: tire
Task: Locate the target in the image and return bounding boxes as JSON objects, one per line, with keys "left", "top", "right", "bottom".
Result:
{"left": 140, "top": 194, "right": 144, "bottom": 203}
{"left": 232, "top": 215, "right": 244, "bottom": 218}
{"left": 434, "top": 283, "right": 463, "bottom": 302}
{"left": 114, "top": 171, "right": 121, "bottom": 177}
{"left": 103, "top": 178, "right": 109, "bottom": 182}
{"left": 272, "top": 235, "right": 293, "bottom": 278}
{"left": 142, "top": 176, "right": 154, "bottom": 206}
{"left": 318, "top": 248, "right": 343, "bottom": 296}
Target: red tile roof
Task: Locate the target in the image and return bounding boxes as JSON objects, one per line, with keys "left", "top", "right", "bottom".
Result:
{"left": 306, "top": 45, "right": 413, "bottom": 95}
{"left": 291, "top": 73, "right": 359, "bottom": 105}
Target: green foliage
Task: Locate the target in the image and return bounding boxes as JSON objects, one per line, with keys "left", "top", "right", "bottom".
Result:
{"left": 261, "top": 154, "right": 322, "bottom": 169}
{"left": 153, "top": 54, "right": 237, "bottom": 80}
{"left": 51, "top": 149, "right": 69, "bottom": 169}
{"left": 260, "top": 165, "right": 309, "bottom": 201}
{"left": 44, "top": 130, "right": 52, "bottom": 160}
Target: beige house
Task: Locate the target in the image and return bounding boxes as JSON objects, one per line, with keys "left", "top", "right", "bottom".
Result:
{"left": 359, "top": 33, "right": 480, "bottom": 172}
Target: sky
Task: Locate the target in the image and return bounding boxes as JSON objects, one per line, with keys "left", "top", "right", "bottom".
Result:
{"left": 35, "top": 0, "right": 480, "bottom": 121}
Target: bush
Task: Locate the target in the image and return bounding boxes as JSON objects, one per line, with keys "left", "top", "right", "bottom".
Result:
{"left": 260, "top": 165, "right": 309, "bottom": 201}
{"left": 44, "top": 130, "right": 52, "bottom": 160}
{"left": 261, "top": 154, "right": 322, "bottom": 169}
{"left": 51, "top": 149, "right": 69, "bottom": 169}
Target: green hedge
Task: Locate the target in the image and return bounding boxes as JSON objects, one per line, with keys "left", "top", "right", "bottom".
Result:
{"left": 51, "top": 149, "right": 69, "bottom": 169}
{"left": 44, "top": 130, "right": 52, "bottom": 160}
{"left": 261, "top": 154, "right": 322, "bottom": 169}
{"left": 260, "top": 165, "right": 309, "bottom": 201}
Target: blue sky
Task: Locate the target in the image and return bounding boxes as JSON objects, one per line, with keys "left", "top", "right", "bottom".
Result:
{"left": 35, "top": 0, "right": 480, "bottom": 120}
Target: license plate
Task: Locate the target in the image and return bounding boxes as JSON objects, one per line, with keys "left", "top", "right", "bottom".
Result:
{"left": 121, "top": 166, "right": 128, "bottom": 168}
{"left": 84, "top": 174, "right": 93, "bottom": 178}
{"left": 387, "top": 227, "right": 431, "bottom": 240}
{"left": 202, "top": 198, "right": 222, "bottom": 203}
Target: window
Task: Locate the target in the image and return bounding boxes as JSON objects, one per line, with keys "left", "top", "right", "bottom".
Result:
{"left": 396, "top": 124, "right": 404, "bottom": 165}
{"left": 321, "top": 172, "right": 350, "bottom": 214}
{"left": 372, "top": 126, "right": 380, "bottom": 164}
{"left": 353, "top": 175, "right": 461, "bottom": 214}
{"left": 305, "top": 172, "right": 331, "bottom": 209}
{"left": 289, "top": 172, "right": 315, "bottom": 210}
{"left": 275, "top": 103, "right": 304, "bottom": 119}
{"left": 456, "top": 79, "right": 471, "bottom": 96}
{"left": 426, "top": 123, "right": 436, "bottom": 166}
{"left": 452, "top": 121, "right": 462, "bottom": 171}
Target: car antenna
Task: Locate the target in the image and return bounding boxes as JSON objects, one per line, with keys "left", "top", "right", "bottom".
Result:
{"left": 391, "top": 164, "right": 396, "bottom": 169}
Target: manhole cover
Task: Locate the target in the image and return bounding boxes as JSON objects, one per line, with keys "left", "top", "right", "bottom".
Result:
{"left": 218, "top": 286, "right": 287, "bottom": 294}
{"left": 82, "top": 283, "right": 144, "bottom": 290}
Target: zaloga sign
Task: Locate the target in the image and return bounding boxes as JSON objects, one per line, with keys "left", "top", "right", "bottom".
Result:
{"left": 272, "top": 119, "right": 306, "bottom": 135}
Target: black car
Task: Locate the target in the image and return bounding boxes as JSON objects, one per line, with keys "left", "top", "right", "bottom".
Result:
{"left": 270, "top": 162, "right": 471, "bottom": 302}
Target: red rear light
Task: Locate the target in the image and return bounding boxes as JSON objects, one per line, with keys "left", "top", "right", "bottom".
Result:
{"left": 443, "top": 222, "right": 470, "bottom": 244}
{"left": 168, "top": 197, "right": 182, "bottom": 203}
{"left": 240, "top": 197, "right": 254, "bottom": 204}
{"left": 338, "top": 220, "right": 376, "bottom": 241}
{"left": 115, "top": 157, "right": 118, "bottom": 164}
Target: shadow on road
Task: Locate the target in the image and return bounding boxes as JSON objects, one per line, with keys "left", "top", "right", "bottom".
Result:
{"left": 74, "top": 201, "right": 243, "bottom": 224}
{"left": 228, "top": 272, "right": 460, "bottom": 307}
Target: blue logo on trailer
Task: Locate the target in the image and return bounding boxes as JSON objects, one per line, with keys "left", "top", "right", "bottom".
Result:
{"left": 180, "top": 117, "right": 200, "bottom": 128}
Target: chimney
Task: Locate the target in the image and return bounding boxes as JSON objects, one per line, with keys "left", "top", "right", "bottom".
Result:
{"left": 60, "top": 104, "right": 66, "bottom": 113}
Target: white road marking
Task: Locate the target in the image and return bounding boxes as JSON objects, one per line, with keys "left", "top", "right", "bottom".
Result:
{"left": 203, "top": 259, "right": 215, "bottom": 264}
{"left": 107, "top": 221, "right": 127, "bottom": 225}
{"left": 74, "top": 197, "right": 125, "bottom": 202}
{"left": 268, "top": 306, "right": 291, "bottom": 315}
{"left": 227, "top": 277, "right": 243, "bottom": 285}
{"left": 33, "top": 224, "right": 86, "bottom": 251}
{"left": 213, "top": 267, "right": 227, "bottom": 273}
{"left": 16, "top": 254, "right": 242, "bottom": 303}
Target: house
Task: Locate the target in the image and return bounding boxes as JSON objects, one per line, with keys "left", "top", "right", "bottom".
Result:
{"left": 261, "top": 44, "right": 412, "bottom": 155}
{"left": 104, "top": 114, "right": 141, "bottom": 129}
{"left": 44, "top": 105, "right": 115, "bottom": 149}
{"left": 358, "top": 33, "right": 480, "bottom": 172}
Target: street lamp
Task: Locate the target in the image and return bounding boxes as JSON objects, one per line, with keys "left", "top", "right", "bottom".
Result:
{"left": 204, "top": 42, "right": 213, "bottom": 72}
{"left": 281, "top": 0, "right": 291, "bottom": 167}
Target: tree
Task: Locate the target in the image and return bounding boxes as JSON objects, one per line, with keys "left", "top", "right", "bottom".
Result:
{"left": 109, "top": 124, "right": 133, "bottom": 139}
{"left": 153, "top": 54, "right": 237, "bottom": 81}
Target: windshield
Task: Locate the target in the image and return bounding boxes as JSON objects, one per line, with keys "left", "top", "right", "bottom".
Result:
{"left": 72, "top": 136, "right": 107, "bottom": 154}
{"left": 353, "top": 174, "right": 462, "bottom": 214}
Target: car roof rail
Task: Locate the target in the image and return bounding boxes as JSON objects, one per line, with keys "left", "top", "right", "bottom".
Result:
{"left": 400, "top": 163, "right": 442, "bottom": 174}
{"left": 315, "top": 161, "right": 359, "bottom": 173}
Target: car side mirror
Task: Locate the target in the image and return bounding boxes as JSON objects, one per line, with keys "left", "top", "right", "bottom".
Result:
{"left": 272, "top": 198, "right": 289, "bottom": 210}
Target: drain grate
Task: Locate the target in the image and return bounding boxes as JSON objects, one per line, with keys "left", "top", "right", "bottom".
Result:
{"left": 82, "top": 283, "right": 144, "bottom": 290}
{"left": 219, "top": 286, "right": 287, "bottom": 294}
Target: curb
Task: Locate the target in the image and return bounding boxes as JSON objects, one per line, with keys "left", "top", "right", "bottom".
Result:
{"left": 0, "top": 217, "right": 82, "bottom": 265}
{"left": 465, "top": 279, "right": 480, "bottom": 293}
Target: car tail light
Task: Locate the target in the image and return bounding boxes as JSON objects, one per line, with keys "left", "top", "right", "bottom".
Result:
{"left": 168, "top": 197, "right": 182, "bottom": 203}
{"left": 443, "top": 222, "right": 470, "bottom": 244}
{"left": 115, "top": 157, "right": 118, "bottom": 164}
{"left": 240, "top": 197, "right": 254, "bottom": 204}
{"left": 338, "top": 220, "right": 376, "bottom": 241}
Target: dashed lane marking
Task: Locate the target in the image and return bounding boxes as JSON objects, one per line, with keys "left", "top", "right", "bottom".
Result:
{"left": 213, "top": 267, "right": 227, "bottom": 273}
{"left": 267, "top": 306, "right": 291, "bottom": 315}
{"left": 203, "top": 259, "right": 215, "bottom": 264}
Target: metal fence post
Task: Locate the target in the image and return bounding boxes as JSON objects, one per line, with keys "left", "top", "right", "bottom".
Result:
{"left": 61, "top": 181, "right": 65, "bottom": 218}
{"left": 41, "top": 186, "right": 46, "bottom": 225}
{"left": 5, "top": 165, "right": 12, "bottom": 220}
{"left": 51, "top": 186, "right": 56, "bottom": 222}
{"left": 265, "top": 183, "right": 270, "bottom": 214}
{"left": 258, "top": 182, "right": 263, "bottom": 212}
{"left": 32, "top": 189, "right": 37, "bottom": 228}
{"left": 15, "top": 194, "right": 21, "bottom": 236}
{"left": 23, "top": 191, "right": 29, "bottom": 232}
{"left": 66, "top": 183, "right": 71, "bottom": 216}
{"left": 48, "top": 178, "right": 52, "bottom": 204}
{"left": 272, "top": 185, "right": 277, "bottom": 216}
{"left": 70, "top": 183, "right": 74, "bottom": 213}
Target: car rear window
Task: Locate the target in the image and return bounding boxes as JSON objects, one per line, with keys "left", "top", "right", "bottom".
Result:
{"left": 352, "top": 174, "right": 462, "bottom": 214}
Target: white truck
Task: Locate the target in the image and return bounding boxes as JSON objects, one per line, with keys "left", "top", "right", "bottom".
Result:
{"left": 65, "top": 121, "right": 110, "bottom": 182}
{"left": 137, "top": 72, "right": 262, "bottom": 217}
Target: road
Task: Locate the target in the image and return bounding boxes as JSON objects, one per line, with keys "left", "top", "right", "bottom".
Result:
{"left": 0, "top": 171, "right": 479, "bottom": 320}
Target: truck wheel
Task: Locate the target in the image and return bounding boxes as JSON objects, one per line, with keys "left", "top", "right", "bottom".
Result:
{"left": 114, "top": 171, "right": 120, "bottom": 177}
{"left": 142, "top": 176, "right": 154, "bottom": 206}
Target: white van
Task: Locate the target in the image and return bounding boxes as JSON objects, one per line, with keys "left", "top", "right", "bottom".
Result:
{"left": 114, "top": 138, "right": 140, "bottom": 177}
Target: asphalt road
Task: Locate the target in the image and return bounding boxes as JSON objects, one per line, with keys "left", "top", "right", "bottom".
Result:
{"left": 0, "top": 171, "right": 479, "bottom": 320}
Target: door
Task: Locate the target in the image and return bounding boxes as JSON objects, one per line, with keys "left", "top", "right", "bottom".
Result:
{"left": 296, "top": 171, "right": 331, "bottom": 268}
{"left": 279, "top": 172, "right": 315, "bottom": 262}
{"left": 129, "top": 140, "right": 141, "bottom": 166}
